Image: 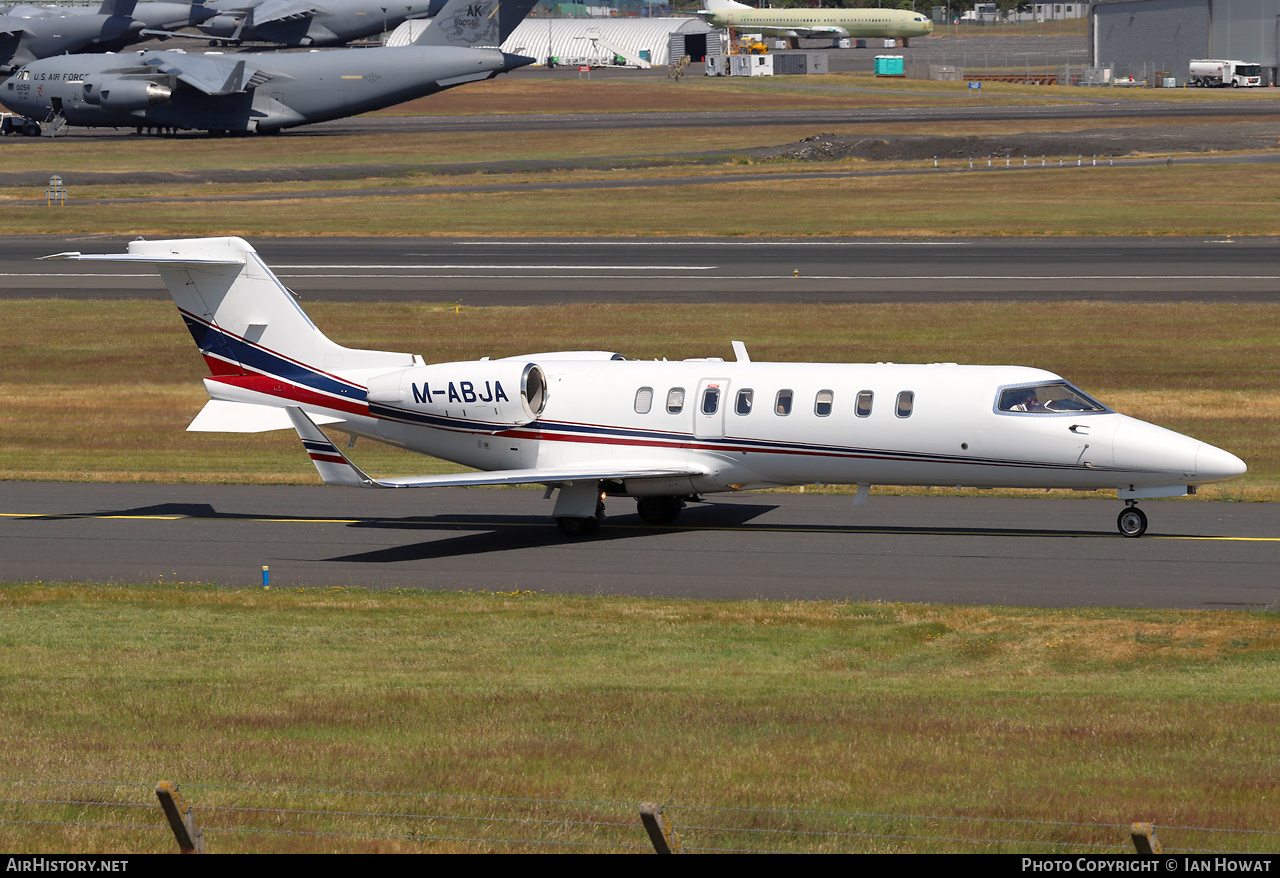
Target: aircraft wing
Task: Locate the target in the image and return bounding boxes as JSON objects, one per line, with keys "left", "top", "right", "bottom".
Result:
{"left": 285, "top": 407, "right": 707, "bottom": 489}
{"left": 141, "top": 52, "right": 285, "bottom": 94}
{"left": 791, "top": 25, "right": 849, "bottom": 38}
{"left": 239, "top": 0, "right": 327, "bottom": 25}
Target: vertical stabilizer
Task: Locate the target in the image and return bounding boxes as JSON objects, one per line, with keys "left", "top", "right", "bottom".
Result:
{"left": 46, "top": 237, "right": 416, "bottom": 386}
{"left": 413, "top": 0, "right": 540, "bottom": 47}
{"left": 98, "top": 0, "right": 140, "bottom": 18}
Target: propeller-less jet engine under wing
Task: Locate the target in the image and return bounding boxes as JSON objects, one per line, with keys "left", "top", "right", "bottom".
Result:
{"left": 44, "top": 237, "right": 1248, "bottom": 539}
{"left": 1, "top": 0, "right": 536, "bottom": 133}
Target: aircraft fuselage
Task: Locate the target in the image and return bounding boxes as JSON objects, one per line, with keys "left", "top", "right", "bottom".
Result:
{"left": 199, "top": 351, "right": 1245, "bottom": 500}
{"left": 2, "top": 45, "right": 526, "bottom": 131}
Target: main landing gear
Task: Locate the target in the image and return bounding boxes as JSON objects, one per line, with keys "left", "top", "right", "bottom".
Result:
{"left": 556, "top": 496, "right": 605, "bottom": 538}
{"left": 556, "top": 494, "right": 691, "bottom": 537}
{"left": 1117, "top": 502, "right": 1148, "bottom": 538}
{"left": 636, "top": 495, "right": 685, "bottom": 525}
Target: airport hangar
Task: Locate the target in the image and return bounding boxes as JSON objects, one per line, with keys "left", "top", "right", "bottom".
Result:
{"left": 1091, "top": 0, "right": 1280, "bottom": 85}
{"left": 391, "top": 16, "right": 721, "bottom": 66}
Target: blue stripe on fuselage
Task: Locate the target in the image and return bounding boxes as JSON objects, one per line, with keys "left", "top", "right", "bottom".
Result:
{"left": 183, "top": 311, "right": 366, "bottom": 401}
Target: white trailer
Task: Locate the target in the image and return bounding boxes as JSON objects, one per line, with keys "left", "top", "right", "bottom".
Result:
{"left": 1188, "top": 59, "right": 1262, "bottom": 87}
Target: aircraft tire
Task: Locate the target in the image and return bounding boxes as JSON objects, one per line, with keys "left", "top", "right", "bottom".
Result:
{"left": 1117, "top": 507, "right": 1148, "bottom": 538}
{"left": 636, "top": 496, "right": 682, "bottom": 524}
{"left": 557, "top": 516, "right": 599, "bottom": 537}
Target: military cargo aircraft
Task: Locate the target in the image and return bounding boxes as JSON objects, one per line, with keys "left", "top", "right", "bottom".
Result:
{"left": 19, "top": 1, "right": 215, "bottom": 32}
{"left": 0, "top": 0, "right": 153, "bottom": 73}
{"left": 182, "top": 0, "right": 443, "bottom": 48}
{"left": 46, "top": 237, "right": 1248, "bottom": 539}
{"left": 2, "top": 0, "right": 537, "bottom": 134}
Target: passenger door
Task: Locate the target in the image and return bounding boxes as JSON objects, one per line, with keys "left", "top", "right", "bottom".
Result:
{"left": 693, "top": 378, "right": 729, "bottom": 440}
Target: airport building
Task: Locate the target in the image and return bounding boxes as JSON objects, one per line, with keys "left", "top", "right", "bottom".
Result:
{"left": 389, "top": 15, "right": 717, "bottom": 67}
{"left": 501, "top": 16, "right": 720, "bottom": 66}
{"left": 1090, "top": 0, "right": 1280, "bottom": 84}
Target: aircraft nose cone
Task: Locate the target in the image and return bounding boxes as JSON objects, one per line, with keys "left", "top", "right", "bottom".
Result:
{"left": 1196, "top": 442, "right": 1247, "bottom": 483}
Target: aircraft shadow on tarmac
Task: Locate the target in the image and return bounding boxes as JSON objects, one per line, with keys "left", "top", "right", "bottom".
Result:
{"left": 323, "top": 502, "right": 1130, "bottom": 563}
{"left": 23, "top": 501, "right": 1166, "bottom": 565}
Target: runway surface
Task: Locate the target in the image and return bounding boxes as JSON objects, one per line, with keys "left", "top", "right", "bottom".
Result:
{"left": 5, "top": 235, "right": 1279, "bottom": 303}
{"left": 2, "top": 483, "right": 1275, "bottom": 608}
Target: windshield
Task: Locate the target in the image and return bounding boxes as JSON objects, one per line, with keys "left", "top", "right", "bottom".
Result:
{"left": 997, "top": 382, "right": 1108, "bottom": 414}
{"left": 1238, "top": 65, "right": 1262, "bottom": 76}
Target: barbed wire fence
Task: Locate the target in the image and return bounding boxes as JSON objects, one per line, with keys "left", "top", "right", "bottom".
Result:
{"left": 2, "top": 777, "right": 1276, "bottom": 853}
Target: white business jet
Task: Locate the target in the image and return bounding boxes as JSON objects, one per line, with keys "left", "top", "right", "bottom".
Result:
{"left": 47, "top": 237, "right": 1247, "bottom": 538}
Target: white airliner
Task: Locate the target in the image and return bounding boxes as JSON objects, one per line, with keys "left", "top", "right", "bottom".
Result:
{"left": 47, "top": 237, "right": 1246, "bottom": 538}
{"left": 696, "top": 0, "right": 934, "bottom": 44}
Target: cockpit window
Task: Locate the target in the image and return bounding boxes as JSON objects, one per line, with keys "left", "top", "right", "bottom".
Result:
{"left": 998, "top": 382, "right": 1108, "bottom": 414}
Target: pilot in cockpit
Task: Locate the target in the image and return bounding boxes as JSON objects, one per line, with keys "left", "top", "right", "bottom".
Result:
{"left": 1006, "top": 389, "right": 1045, "bottom": 412}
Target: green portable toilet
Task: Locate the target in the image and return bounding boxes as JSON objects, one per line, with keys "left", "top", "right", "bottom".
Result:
{"left": 874, "top": 55, "right": 904, "bottom": 76}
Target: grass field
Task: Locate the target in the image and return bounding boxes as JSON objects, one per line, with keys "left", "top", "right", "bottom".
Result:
{"left": 1, "top": 583, "right": 1278, "bottom": 853}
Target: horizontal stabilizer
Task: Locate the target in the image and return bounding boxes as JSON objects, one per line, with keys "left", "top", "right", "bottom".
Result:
{"left": 188, "top": 399, "right": 343, "bottom": 433}
{"left": 41, "top": 251, "right": 242, "bottom": 267}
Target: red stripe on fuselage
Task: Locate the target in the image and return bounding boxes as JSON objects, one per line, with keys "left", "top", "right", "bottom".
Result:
{"left": 208, "top": 373, "right": 369, "bottom": 418}
{"left": 202, "top": 353, "right": 245, "bottom": 376}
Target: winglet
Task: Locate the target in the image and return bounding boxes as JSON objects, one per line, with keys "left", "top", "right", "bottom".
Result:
{"left": 285, "top": 407, "right": 379, "bottom": 488}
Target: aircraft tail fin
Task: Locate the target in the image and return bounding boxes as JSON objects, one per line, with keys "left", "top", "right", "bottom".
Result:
{"left": 44, "top": 237, "right": 416, "bottom": 409}
{"left": 701, "top": 0, "right": 751, "bottom": 10}
{"left": 413, "top": 0, "right": 540, "bottom": 48}
{"left": 98, "top": 0, "right": 140, "bottom": 18}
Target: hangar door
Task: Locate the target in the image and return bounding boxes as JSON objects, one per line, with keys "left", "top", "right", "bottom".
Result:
{"left": 669, "top": 32, "right": 711, "bottom": 62}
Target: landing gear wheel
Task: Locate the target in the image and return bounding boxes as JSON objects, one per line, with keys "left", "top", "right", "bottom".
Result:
{"left": 1117, "top": 506, "right": 1148, "bottom": 538}
{"left": 636, "top": 495, "right": 683, "bottom": 524}
{"left": 557, "top": 516, "right": 600, "bottom": 537}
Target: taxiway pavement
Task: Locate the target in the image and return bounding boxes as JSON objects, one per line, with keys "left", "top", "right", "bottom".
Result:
{"left": 2, "top": 483, "right": 1275, "bottom": 608}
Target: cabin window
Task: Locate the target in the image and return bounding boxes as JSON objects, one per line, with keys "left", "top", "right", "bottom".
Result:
{"left": 855, "top": 390, "right": 874, "bottom": 418}
{"left": 634, "top": 387, "right": 653, "bottom": 415}
{"left": 701, "top": 386, "right": 721, "bottom": 415}
{"left": 814, "top": 390, "right": 834, "bottom": 417}
{"left": 997, "top": 382, "right": 1108, "bottom": 414}
{"left": 775, "top": 389, "right": 793, "bottom": 416}
{"left": 736, "top": 389, "right": 754, "bottom": 415}
{"left": 666, "top": 387, "right": 685, "bottom": 414}
{"left": 896, "top": 391, "right": 915, "bottom": 418}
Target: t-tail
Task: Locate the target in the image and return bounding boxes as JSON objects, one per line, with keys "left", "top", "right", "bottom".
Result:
{"left": 43, "top": 236, "right": 419, "bottom": 433}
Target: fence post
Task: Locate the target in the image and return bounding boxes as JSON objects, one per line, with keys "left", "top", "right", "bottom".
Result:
{"left": 639, "top": 802, "right": 683, "bottom": 853}
{"left": 1130, "top": 822, "right": 1162, "bottom": 854}
{"left": 156, "top": 781, "right": 206, "bottom": 854}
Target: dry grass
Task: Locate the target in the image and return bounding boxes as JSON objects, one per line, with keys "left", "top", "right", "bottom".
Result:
{"left": 1, "top": 584, "right": 1278, "bottom": 853}
{"left": 3, "top": 163, "right": 1279, "bottom": 238}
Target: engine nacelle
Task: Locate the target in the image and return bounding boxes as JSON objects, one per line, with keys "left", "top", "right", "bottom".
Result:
{"left": 366, "top": 361, "right": 547, "bottom": 429}
{"left": 82, "top": 77, "right": 172, "bottom": 111}
{"left": 199, "top": 14, "right": 245, "bottom": 37}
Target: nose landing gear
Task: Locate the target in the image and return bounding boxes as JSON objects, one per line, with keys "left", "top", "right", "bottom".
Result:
{"left": 1117, "top": 502, "right": 1148, "bottom": 538}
